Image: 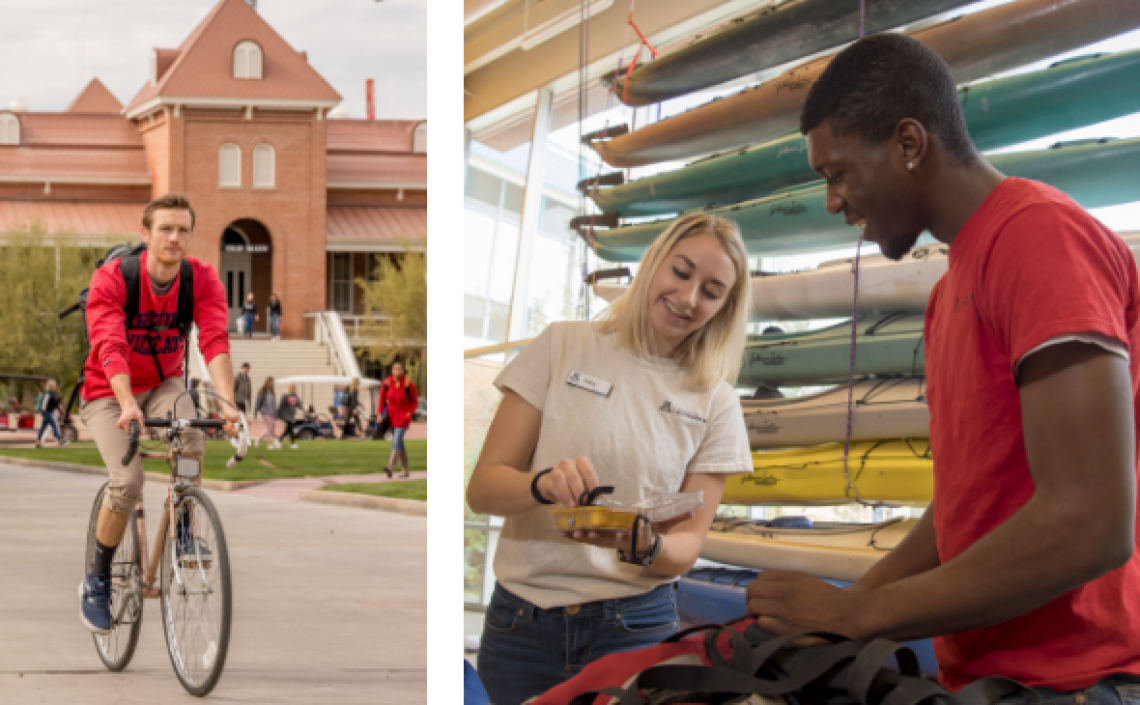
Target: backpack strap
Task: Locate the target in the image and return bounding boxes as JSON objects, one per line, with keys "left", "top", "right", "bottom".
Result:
{"left": 176, "top": 259, "right": 194, "bottom": 339}
{"left": 121, "top": 254, "right": 142, "bottom": 331}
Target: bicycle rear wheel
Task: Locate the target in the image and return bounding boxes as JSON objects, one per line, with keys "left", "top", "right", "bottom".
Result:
{"left": 84, "top": 481, "right": 143, "bottom": 671}
{"left": 160, "top": 487, "right": 232, "bottom": 697}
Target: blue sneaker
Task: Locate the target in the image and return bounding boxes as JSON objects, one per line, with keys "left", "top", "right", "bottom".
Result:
{"left": 78, "top": 574, "right": 112, "bottom": 634}
{"left": 176, "top": 519, "right": 213, "bottom": 565}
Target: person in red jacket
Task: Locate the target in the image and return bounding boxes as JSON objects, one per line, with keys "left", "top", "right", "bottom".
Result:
{"left": 381, "top": 361, "right": 418, "bottom": 478}
{"left": 78, "top": 192, "right": 238, "bottom": 635}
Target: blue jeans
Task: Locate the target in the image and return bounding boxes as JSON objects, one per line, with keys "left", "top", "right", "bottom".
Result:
{"left": 270, "top": 315, "right": 280, "bottom": 337}
{"left": 37, "top": 412, "right": 59, "bottom": 442}
{"left": 477, "top": 581, "right": 679, "bottom": 705}
{"left": 242, "top": 313, "right": 255, "bottom": 339}
{"left": 1005, "top": 675, "right": 1140, "bottom": 705}
{"left": 391, "top": 426, "right": 407, "bottom": 451}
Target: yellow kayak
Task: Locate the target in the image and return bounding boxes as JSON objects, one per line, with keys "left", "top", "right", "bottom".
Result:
{"left": 722, "top": 440, "right": 933, "bottom": 506}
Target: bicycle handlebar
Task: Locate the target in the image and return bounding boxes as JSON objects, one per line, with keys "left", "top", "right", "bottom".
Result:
{"left": 120, "top": 414, "right": 251, "bottom": 468}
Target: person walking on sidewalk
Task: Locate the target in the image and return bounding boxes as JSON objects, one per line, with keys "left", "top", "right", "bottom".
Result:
{"left": 268, "top": 293, "right": 282, "bottom": 340}
{"left": 233, "top": 362, "right": 251, "bottom": 414}
{"left": 35, "top": 380, "right": 61, "bottom": 448}
{"left": 277, "top": 383, "right": 301, "bottom": 450}
{"left": 381, "top": 362, "right": 418, "bottom": 478}
{"left": 255, "top": 376, "right": 278, "bottom": 449}
{"left": 241, "top": 292, "right": 258, "bottom": 339}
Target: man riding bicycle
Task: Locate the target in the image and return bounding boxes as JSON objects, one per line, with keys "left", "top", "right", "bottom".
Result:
{"left": 78, "top": 192, "right": 238, "bottom": 634}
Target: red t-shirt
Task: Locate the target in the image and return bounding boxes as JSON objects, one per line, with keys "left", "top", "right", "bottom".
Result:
{"left": 82, "top": 252, "right": 230, "bottom": 401}
{"left": 382, "top": 377, "right": 418, "bottom": 429}
{"left": 925, "top": 178, "right": 1140, "bottom": 691}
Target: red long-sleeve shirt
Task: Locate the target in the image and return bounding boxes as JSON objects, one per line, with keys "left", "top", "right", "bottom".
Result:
{"left": 81, "top": 252, "right": 230, "bottom": 401}
{"left": 382, "top": 377, "right": 418, "bottom": 429}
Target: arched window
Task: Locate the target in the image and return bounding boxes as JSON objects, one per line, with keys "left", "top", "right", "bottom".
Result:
{"left": 233, "top": 41, "right": 263, "bottom": 80}
{"left": 219, "top": 143, "right": 241, "bottom": 187}
{"left": 253, "top": 144, "right": 275, "bottom": 188}
{"left": 413, "top": 122, "right": 427, "bottom": 153}
{"left": 0, "top": 114, "right": 19, "bottom": 146}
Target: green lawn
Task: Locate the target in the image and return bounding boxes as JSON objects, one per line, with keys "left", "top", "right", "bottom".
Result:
{"left": 0, "top": 439, "right": 426, "bottom": 482}
{"left": 323, "top": 480, "right": 427, "bottom": 502}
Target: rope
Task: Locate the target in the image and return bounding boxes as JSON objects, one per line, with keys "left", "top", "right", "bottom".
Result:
{"left": 842, "top": 0, "right": 874, "bottom": 507}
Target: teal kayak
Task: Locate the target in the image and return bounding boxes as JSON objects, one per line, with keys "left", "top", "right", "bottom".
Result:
{"left": 738, "top": 314, "right": 924, "bottom": 388}
{"left": 592, "top": 136, "right": 1140, "bottom": 262}
{"left": 608, "top": 0, "right": 970, "bottom": 107}
{"left": 590, "top": 50, "right": 1140, "bottom": 218}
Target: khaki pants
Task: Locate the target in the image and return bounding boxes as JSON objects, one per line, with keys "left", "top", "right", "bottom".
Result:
{"left": 82, "top": 377, "right": 205, "bottom": 513}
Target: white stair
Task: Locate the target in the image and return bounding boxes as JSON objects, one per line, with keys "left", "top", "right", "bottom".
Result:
{"left": 189, "top": 339, "right": 346, "bottom": 419}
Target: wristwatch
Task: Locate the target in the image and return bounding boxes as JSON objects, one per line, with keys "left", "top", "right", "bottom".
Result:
{"left": 618, "top": 519, "right": 663, "bottom": 566}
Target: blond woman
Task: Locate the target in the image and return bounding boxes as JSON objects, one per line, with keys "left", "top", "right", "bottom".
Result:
{"left": 467, "top": 213, "right": 754, "bottom": 704}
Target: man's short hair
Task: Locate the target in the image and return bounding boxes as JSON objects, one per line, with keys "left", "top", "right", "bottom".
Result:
{"left": 241, "top": 363, "right": 250, "bottom": 369}
{"left": 142, "top": 193, "right": 197, "bottom": 231}
{"left": 800, "top": 34, "right": 977, "bottom": 164}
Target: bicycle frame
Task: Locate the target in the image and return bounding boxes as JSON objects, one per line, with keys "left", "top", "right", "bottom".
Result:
{"left": 133, "top": 439, "right": 200, "bottom": 599}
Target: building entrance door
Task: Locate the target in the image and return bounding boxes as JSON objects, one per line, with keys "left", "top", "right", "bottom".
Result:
{"left": 220, "top": 250, "right": 252, "bottom": 332}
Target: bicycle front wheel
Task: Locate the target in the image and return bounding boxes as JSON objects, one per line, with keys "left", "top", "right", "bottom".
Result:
{"left": 160, "top": 487, "right": 232, "bottom": 697}
{"left": 85, "top": 481, "right": 143, "bottom": 671}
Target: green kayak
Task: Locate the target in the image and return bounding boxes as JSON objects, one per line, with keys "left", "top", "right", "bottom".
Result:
{"left": 590, "top": 50, "right": 1140, "bottom": 218}
{"left": 592, "top": 136, "right": 1140, "bottom": 263}
{"left": 608, "top": 0, "right": 970, "bottom": 107}
{"left": 739, "top": 314, "right": 925, "bottom": 388}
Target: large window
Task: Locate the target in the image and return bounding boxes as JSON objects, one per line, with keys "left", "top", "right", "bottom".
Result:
{"left": 329, "top": 252, "right": 352, "bottom": 313}
{"left": 233, "top": 41, "right": 263, "bottom": 80}
{"left": 0, "top": 114, "right": 19, "bottom": 146}
{"left": 219, "top": 143, "right": 241, "bottom": 187}
{"left": 253, "top": 143, "right": 275, "bottom": 188}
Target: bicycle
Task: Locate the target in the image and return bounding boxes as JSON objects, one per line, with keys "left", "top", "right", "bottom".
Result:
{"left": 83, "top": 412, "right": 250, "bottom": 697}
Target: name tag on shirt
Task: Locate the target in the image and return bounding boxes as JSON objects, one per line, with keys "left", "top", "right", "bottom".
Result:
{"left": 566, "top": 371, "right": 612, "bottom": 397}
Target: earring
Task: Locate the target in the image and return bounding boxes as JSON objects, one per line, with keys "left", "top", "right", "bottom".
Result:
{"left": 907, "top": 161, "right": 915, "bottom": 171}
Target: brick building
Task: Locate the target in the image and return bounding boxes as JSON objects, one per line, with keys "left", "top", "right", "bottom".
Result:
{"left": 0, "top": 0, "right": 426, "bottom": 341}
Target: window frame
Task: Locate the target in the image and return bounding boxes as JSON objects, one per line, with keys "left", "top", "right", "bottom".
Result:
{"left": 252, "top": 143, "right": 276, "bottom": 188}
{"left": 233, "top": 40, "right": 263, "bottom": 80}
{"left": 219, "top": 143, "right": 242, "bottom": 188}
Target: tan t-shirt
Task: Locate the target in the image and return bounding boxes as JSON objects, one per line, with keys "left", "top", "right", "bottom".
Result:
{"left": 493, "top": 321, "right": 752, "bottom": 609}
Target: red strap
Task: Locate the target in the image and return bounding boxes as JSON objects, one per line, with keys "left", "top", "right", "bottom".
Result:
{"left": 622, "top": 16, "right": 658, "bottom": 105}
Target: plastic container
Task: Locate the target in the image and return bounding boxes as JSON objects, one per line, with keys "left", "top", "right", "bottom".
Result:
{"left": 550, "top": 490, "right": 706, "bottom": 532}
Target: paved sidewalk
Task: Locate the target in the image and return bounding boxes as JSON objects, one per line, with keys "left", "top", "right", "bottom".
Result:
{"left": 236, "top": 471, "right": 427, "bottom": 502}
{"left": 0, "top": 460, "right": 426, "bottom": 703}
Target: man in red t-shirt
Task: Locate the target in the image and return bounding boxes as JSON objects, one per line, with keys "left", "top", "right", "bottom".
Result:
{"left": 78, "top": 193, "right": 238, "bottom": 635}
{"left": 745, "top": 34, "right": 1140, "bottom": 693}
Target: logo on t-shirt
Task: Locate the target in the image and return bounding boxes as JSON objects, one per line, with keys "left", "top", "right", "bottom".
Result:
{"left": 659, "top": 400, "right": 707, "bottom": 424}
{"left": 954, "top": 293, "right": 976, "bottom": 312}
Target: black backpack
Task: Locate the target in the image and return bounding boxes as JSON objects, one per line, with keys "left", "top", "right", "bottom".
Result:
{"left": 61, "top": 242, "right": 195, "bottom": 383}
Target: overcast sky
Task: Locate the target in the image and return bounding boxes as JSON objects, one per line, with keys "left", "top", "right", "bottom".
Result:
{"left": 0, "top": 0, "right": 426, "bottom": 119}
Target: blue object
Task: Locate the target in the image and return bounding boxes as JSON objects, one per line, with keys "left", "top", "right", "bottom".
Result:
{"left": 679, "top": 568, "right": 938, "bottom": 677}
{"left": 176, "top": 513, "right": 212, "bottom": 560}
{"left": 767, "top": 516, "right": 814, "bottom": 529}
{"left": 464, "top": 660, "right": 490, "bottom": 705}
{"left": 79, "top": 574, "right": 112, "bottom": 633}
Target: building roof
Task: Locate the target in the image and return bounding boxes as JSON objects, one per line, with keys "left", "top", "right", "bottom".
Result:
{"left": 0, "top": 201, "right": 144, "bottom": 237}
{"left": 65, "top": 79, "right": 124, "bottom": 114}
{"left": 326, "top": 205, "right": 426, "bottom": 248}
{"left": 327, "top": 119, "right": 424, "bottom": 153}
{"left": 326, "top": 152, "right": 426, "bottom": 188}
{"left": 125, "top": 0, "right": 341, "bottom": 117}
{"left": 15, "top": 113, "right": 143, "bottom": 148}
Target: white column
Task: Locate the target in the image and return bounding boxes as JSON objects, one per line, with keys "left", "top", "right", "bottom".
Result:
{"left": 505, "top": 87, "right": 553, "bottom": 343}
{"left": 460, "top": 124, "right": 469, "bottom": 191}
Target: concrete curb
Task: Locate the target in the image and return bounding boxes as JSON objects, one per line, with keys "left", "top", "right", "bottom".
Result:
{"left": 298, "top": 489, "right": 428, "bottom": 517}
{"left": 0, "top": 455, "right": 263, "bottom": 492}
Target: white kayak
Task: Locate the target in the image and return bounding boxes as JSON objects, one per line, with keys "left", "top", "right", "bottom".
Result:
{"left": 743, "top": 378, "right": 928, "bottom": 449}
{"left": 593, "top": 233, "right": 1140, "bottom": 321}
{"left": 701, "top": 517, "right": 917, "bottom": 583}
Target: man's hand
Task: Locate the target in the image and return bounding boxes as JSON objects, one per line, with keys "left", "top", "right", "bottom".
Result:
{"left": 221, "top": 405, "right": 241, "bottom": 438}
{"left": 746, "top": 571, "right": 866, "bottom": 640}
{"left": 116, "top": 400, "right": 145, "bottom": 436}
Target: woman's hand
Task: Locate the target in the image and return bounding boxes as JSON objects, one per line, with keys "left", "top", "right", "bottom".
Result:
{"left": 562, "top": 512, "right": 694, "bottom": 553}
{"left": 536, "top": 456, "right": 600, "bottom": 507}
